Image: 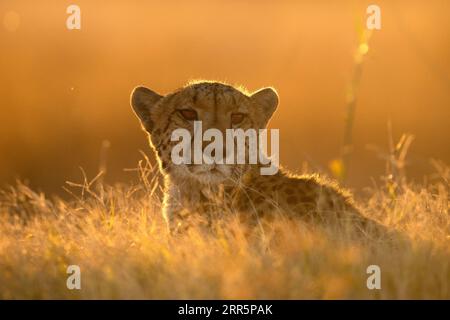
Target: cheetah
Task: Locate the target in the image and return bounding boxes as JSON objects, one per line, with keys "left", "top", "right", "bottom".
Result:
{"left": 130, "top": 81, "right": 384, "bottom": 236}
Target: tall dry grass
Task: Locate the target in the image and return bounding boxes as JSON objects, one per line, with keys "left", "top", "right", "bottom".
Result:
{"left": 0, "top": 154, "right": 448, "bottom": 299}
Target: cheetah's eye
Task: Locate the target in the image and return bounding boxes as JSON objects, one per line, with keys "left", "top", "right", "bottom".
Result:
{"left": 231, "top": 113, "right": 245, "bottom": 125}
{"left": 179, "top": 109, "right": 198, "bottom": 121}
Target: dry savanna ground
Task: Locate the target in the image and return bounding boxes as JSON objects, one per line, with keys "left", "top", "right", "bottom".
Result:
{"left": 0, "top": 157, "right": 449, "bottom": 300}
{"left": 1, "top": 0, "right": 449, "bottom": 300}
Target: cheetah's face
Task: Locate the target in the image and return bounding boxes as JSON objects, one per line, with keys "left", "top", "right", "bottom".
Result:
{"left": 131, "top": 82, "right": 278, "bottom": 186}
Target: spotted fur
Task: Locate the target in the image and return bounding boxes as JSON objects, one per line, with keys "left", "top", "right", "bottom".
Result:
{"left": 131, "top": 81, "right": 382, "bottom": 235}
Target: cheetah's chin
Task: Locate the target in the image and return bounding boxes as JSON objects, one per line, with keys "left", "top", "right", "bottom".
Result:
{"left": 192, "top": 171, "right": 228, "bottom": 185}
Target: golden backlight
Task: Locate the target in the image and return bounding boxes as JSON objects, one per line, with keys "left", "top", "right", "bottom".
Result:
{"left": 0, "top": 0, "right": 449, "bottom": 193}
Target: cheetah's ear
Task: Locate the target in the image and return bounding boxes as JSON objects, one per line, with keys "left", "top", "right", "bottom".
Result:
{"left": 251, "top": 87, "right": 279, "bottom": 125}
{"left": 131, "top": 86, "right": 163, "bottom": 133}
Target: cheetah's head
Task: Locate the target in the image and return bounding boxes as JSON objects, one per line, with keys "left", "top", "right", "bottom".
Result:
{"left": 130, "top": 81, "right": 278, "bottom": 186}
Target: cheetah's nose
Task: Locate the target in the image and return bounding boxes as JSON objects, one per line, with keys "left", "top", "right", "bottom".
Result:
{"left": 210, "top": 166, "right": 219, "bottom": 173}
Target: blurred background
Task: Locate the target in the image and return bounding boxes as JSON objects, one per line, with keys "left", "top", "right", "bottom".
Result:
{"left": 0, "top": 0, "right": 449, "bottom": 195}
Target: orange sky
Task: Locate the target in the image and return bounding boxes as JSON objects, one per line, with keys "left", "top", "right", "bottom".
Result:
{"left": 0, "top": 0, "right": 449, "bottom": 193}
